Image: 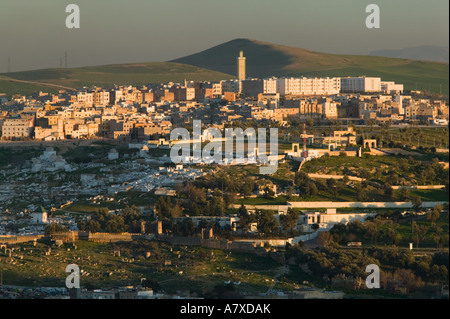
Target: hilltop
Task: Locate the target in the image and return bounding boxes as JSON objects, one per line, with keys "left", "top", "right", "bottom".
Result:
{"left": 172, "top": 38, "right": 449, "bottom": 95}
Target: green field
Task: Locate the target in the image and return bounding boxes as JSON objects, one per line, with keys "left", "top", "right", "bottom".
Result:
{"left": 0, "top": 78, "right": 60, "bottom": 98}
{"left": 0, "top": 62, "right": 233, "bottom": 97}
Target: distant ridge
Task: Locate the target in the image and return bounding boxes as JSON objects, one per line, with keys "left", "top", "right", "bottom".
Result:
{"left": 172, "top": 38, "right": 449, "bottom": 95}
{"left": 370, "top": 46, "right": 449, "bottom": 64}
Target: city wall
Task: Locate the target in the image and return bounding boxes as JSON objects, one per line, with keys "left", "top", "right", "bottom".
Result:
{"left": 0, "top": 235, "right": 44, "bottom": 244}
{"left": 233, "top": 201, "right": 448, "bottom": 211}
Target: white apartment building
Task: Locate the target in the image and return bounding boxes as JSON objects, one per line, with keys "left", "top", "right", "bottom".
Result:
{"left": 186, "top": 87, "right": 196, "bottom": 101}
{"left": 381, "top": 81, "right": 404, "bottom": 94}
{"left": 263, "top": 77, "right": 341, "bottom": 96}
{"left": 77, "top": 92, "right": 94, "bottom": 105}
{"left": 94, "top": 90, "right": 111, "bottom": 105}
{"left": 341, "top": 77, "right": 381, "bottom": 93}
{"left": 212, "top": 83, "right": 222, "bottom": 96}
{"left": 322, "top": 101, "right": 338, "bottom": 118}
{"left": 263, "top": 77, "right": 278, "bottom": 94}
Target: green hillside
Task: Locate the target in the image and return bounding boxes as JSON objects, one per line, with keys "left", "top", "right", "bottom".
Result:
{"left": 1, "top": 39, "right": 448, "bottom": 98}
{"left": 172, "top": 38, "right": 449, "bottom": 95}
{"left": 0, "top": 62, "right": 233, "bottom": 98}
{"left": 0, "top": 77, "right": 61, "bottom": 98}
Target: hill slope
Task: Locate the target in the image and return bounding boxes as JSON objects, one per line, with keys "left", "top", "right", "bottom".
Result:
{"left": 0, "top": 62, "right": 233, "bottom": 97}
{"left": 370, "top": 46, "right": 449, "bottom": 64}
{"left": 172, "top": 38, "right": 449, "bottom": 95}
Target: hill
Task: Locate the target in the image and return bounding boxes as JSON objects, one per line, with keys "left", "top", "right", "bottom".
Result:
{"left": 172, "top": 38, "right": 449, "bottom": 95}
{"left": 0, "top": 62, "right": 233, "bottom": 98}
{"left": 1, "top": 39, "right": 448, "bottom": 97}
{"left": 370, "top": 46, "right": 449, "bottom": 64}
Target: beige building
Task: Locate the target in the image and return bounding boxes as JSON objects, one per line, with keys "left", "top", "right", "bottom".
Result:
{"left": 341, "top": 77, "right": 381, "bottom": 93}
{"left": 1, "top": 118, "right": 34, "bottom": 139}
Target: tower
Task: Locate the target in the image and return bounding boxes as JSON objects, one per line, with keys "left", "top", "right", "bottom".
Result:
{"left": 237, "top": 50, "right": 246, "bottom": 81}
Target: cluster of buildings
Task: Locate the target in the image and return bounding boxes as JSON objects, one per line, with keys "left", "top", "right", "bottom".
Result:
{"left": 173, "top": 208, "right": 374, "bottom": 239}
{"left": 1, "top": 52, "right": 447, "bottom": 142}
{"left": 0, "top": 82, "right": 447, "bottom": 143}
{"left": 0, "top": 144, "right": 208, "bottom": 217}
{"left": 1, "top": 84, "right": 448, "bottom": 144}
{"left": 357, "top": 94, "right": 449, "bottom": 124}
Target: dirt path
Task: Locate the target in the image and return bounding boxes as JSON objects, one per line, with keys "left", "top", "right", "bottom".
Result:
{"left": 308, "top": 173, "right": 363, "bottom": 181}
{"left": 0, "top": 75, "right": 75, "bottom": 91}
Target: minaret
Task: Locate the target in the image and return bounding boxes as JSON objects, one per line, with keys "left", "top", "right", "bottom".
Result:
{"left": 237, "top": 50, "right": 246, "bottom": 81}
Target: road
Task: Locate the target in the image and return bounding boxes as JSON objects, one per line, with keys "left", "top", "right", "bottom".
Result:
{"left": 0, "top": 75, "right": 75, "bottom": 91}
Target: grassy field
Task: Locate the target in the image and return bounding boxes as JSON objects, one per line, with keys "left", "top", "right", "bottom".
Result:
{"left": 0, "top": 62, "right": 233, "bottom": 97}
{"left": 0, "top": 239, "right": 294, "bottom": 295}
{"left": 0, "top": 78, "right": 60, "bottom": 98}
{"left": 354, "top": 126, "right": 450, "bottom": 150}
{"left": 302, "top": 154, "right": 449, "bottom": 185}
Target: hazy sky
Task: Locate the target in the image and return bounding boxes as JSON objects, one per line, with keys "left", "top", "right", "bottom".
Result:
{"left": 0, "top": 0, "right": 448, "bottom": 72}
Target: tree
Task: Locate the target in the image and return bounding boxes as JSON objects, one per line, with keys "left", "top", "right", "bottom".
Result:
{"left": 305, "top": 181, "right": 318, "bottom": 196}
{"left": 432, "top": 226, "right": 445, "bottom": 248}
{"left": 256, "top": 210, "right": 279, "bottom": 235}
{"left": 240, "top": 178, "right": 255, "bottom": 198}
{"left": 412, "top": 196, "right": 422, "bottom": 212}
{"left": 44, "top": 224, "right": 68, "bottom": 236}
{"left": 427, "top": 205, "right": 442, "bottom": 223}
{"left": 106, "top": 215, "right": 127, "bottom": 233}
{"left": 294, "top": 171, "right": 309, "bottom": 188}
{"left": 342, "top": 175, "right": 350, "bottom": 185}
{"left": 393, "top": 268, "right": 424, "bottom": 292}
{"left": 399, "top": 187, "right": 410, "bottom": 201}
{"left": 87, "top": 220, "right": 101, "bottom": 233}
{"left": 364, "top": 221, "right": 380, "bottom": 244}
{"left": 385, "top": 172, "right": 399, "bottom": 185}
{"left": 279, "top": 209, "right": 300, "bottom": 233}
{"left": 93, "top": 208, "right": 110, "bottom": 229}
{"left": 359, "top": 168, "right": 371, "bottom": 180}
{"left": 384, "top": 184, "right": 394, "bottom": 199}
{"left": 238, "top": 204, "right": 255, "bottom": 233}
{"left": 285, "top": 186, "right": 294, "bottom": 201}
{"left": 385, "top": 223, "right": 400, "bottom": 245}
{"left": 356, "top": 186, "right": 368, "bottom": 201}
{"left": 263, "top": 186, "right": 276, "bottom": 199}
{"left": 412, "top": 224, "right": 429, "bottom": 248}
{"left": 430, "top": 264, "right": 448, "bottom": 284}
{"left": 326, "top": 178, "right": 337, "bottom": 196}
{"left": 317, "top": 232, "right": 334, "bottom": 247}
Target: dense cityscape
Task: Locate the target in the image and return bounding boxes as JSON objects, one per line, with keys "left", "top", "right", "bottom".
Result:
{"left": 0, "top": 1, "right": 448, "bottom": 307}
